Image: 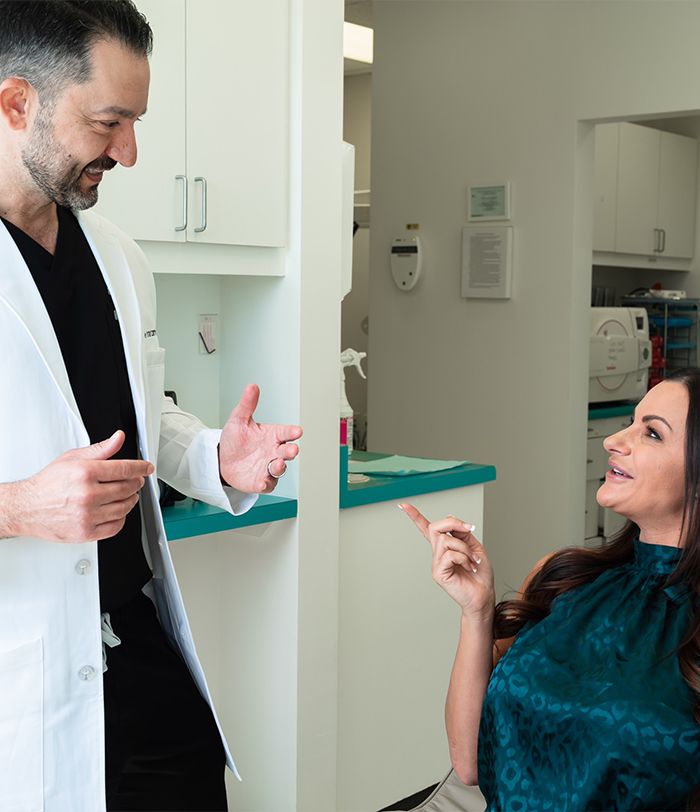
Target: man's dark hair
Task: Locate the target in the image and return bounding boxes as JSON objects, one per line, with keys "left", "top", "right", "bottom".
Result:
{"left": 0, "top": 0, "right": 153, "bottom": 104}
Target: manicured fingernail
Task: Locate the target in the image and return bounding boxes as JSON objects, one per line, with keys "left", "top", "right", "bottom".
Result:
{"left": 471, "top": 566, "right": 477, "bottom": 573}
{"left": 397, "top": 504, "right": 405, "bottom": 511}
{"left": 463, "top": 522, "right": 475, "bottom": 532}
{"left": 475, "top": 557, "right": 482, "bottom": 564}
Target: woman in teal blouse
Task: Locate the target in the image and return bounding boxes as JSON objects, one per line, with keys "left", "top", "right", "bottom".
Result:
{"left": 401, "top": 368, "right": 700, "bottom": 811}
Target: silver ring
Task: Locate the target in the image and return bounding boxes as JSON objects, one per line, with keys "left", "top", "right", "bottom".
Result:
{"left": 267, "top": 460, "right": 286, "bottom": 479}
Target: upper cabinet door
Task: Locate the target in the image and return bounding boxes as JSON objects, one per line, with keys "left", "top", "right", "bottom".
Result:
{"left": 185, "top": 0, "right": 289, "bottom": 247}
{"left": 658, "top": 130, "right": 698, "bottom": 259}
{"left": 96, "top": 0, "right": 187, "bottom": 242}
{"left": 592, "top": 124, "right": 618, "bottom": 252}
{"left": 615, "top": 122, "right": 659, "bottom": 256}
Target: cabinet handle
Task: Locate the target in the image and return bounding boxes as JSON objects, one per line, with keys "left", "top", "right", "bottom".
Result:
{"left": 194, "top": 176, "right": 208, "bottom": 233}
{"left": 653, "top": 228, "right": 660, "bottom": 253}
{"left": 660, "top": 228, "right": 666, "bottom": 253}
{"left": 174, "top": 174, "right": 187, "bottom": 232}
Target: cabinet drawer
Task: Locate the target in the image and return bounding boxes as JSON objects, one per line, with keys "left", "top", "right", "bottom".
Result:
{"left": 587, "top": 415, "right": 632, "bottom": 439}
{"left": 586, "top": 437, "right": 609, "bottom": 480}
{"left": 585, "top": 480, "right": 601, "bottom": 538}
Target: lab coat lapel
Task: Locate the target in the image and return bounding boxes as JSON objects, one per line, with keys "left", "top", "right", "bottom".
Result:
{"left": 0, "top": 219, "right": 83, "bottom": 426}
{"left": 76, "top": 212, "right": 147, "bottom": 427}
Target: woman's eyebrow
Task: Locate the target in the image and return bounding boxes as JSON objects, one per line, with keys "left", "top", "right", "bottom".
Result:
{"left": 642, "top": 414, "right": 673, "bottom": 432}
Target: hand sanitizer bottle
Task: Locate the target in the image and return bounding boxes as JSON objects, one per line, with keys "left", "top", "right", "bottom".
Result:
{"left": 340, "top": 348, "right": 367, "bottom": 455}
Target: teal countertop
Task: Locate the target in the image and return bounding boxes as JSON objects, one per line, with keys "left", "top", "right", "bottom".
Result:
{"left": 163, "top": 494, "right": 298, "bottom": 541}
{"left": 340, "top": 448, "right": 496, "bottom": 509}
{"left": 588, "top": 402, "right": 636, "bottom": 420}
{"left": 162, "top": 449, "right": 497, "bottom": 538}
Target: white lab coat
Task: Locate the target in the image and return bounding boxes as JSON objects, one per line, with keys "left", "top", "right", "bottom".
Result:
{"left": 0, "top": 210, "right": 255, "bottom": 812}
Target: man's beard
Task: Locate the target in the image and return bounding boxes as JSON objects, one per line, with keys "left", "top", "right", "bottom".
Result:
{"left": 21, "top": 105, "right": 116, "bottom": 211}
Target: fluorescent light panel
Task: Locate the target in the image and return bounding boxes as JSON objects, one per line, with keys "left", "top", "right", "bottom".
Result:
{"left": 343, "top": 22, "right": 373, "bottom": 64}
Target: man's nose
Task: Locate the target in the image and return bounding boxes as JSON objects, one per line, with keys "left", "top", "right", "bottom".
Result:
{"left": 106, "top": 125, "right": 138, "bottom": 168}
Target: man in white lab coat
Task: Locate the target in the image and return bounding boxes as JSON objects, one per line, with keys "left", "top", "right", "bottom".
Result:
{"left": 0, "top": 2, "right": 301, "bottom": 810}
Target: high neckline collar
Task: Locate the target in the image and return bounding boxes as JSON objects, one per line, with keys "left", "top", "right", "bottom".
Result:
{"left": 633, "top": 538, "right": 683, "bottom": 575}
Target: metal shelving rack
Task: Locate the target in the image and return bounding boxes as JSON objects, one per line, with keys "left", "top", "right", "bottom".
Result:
{"left": 622, "top": 296, "right": 700, "bottom": 384}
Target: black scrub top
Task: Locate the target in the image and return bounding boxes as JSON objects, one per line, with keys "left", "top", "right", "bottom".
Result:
{"left": 2, "top": 205, "right": 152, "bottom": 610}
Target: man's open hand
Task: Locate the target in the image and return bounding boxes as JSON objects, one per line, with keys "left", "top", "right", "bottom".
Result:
{"left": 218, "top": 384, "right": 302, "bottom": 494}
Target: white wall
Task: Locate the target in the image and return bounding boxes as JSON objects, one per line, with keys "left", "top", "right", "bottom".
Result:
{"left": 154, "top": 274, "right": 222, "bottom": 427}
{"left": 368, "top": 1, "right": 700, "bottom": 601}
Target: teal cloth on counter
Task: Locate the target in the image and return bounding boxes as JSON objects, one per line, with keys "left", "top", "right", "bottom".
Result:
{"left": 478, "top": 539, "right": 700, "bottom": 811}
{"left": 347, "top": 455, "right": 469, "bottom": 476}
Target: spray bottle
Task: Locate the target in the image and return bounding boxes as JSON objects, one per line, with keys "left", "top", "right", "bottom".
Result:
{"left": 340, "top": 348, "right": 367, "bottom": 455}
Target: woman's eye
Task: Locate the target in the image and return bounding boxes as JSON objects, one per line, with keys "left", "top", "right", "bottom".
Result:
{"left": 647, "top": 426, "right": 661, "bottom": 440}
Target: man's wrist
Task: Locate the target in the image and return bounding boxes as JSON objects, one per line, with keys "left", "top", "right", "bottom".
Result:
{"left": 0, "top": 480, "right": 24, "bottom": 538}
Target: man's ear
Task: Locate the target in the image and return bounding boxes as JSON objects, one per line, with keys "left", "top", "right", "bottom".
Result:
{"left": 0, "top": 78, "right": 35, "bottom": 131}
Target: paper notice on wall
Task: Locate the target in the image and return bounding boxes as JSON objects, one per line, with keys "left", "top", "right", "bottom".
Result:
{"left": 461, "top": 225, "right": 513, "bottom": 299}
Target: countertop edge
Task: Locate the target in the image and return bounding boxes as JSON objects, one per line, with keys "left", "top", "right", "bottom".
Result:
{"left": 163, "top": 495, "right": 298, "bottom": 541}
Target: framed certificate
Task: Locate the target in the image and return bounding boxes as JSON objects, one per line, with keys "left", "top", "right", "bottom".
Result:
{"left": 467, "top": 183, "right": 511, "bottom": 221}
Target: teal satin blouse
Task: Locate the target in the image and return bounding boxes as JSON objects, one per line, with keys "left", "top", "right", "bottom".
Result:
{"left": 478, "top": 540, "right": 700, "bottom": 811}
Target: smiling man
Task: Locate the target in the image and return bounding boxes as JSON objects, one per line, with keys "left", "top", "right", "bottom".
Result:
{"left": 0, "top": 3, "right": 301, "bottom": 811}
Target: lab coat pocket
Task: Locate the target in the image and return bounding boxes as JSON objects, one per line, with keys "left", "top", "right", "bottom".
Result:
{"left": 144, "top": 348, "right": 166, "bottom": 461}
{"left": 0, "top": 638, "right": 43, "bottom": 812}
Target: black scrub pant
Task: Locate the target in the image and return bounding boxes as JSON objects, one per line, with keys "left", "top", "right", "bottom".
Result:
{"left": 103, "top": 592, "right": 228, "bottom": 812}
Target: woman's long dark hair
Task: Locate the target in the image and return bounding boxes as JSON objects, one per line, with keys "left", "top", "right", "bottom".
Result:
{"left": 492, "top": 368, "right": 700, "bottom": 807}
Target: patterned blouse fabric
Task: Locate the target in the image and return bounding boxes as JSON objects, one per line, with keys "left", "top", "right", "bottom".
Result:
{"left": 477, "top": 540, "right": 700, "bottom": 811}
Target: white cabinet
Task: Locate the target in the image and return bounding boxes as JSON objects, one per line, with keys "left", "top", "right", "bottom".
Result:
{"left": 593, "top": 123, "right": 618, "bottom": 253}
{"left": 593, "top": 122, "right": 698, "bottom": 263}
{"left": 97, "top": 0, "right": 288, "bottom": 248}
{"left": 585, "top": 414, "right": 630, "bottom": 545}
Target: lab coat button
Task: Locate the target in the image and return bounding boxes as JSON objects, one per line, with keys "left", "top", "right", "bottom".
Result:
{"left": 78, "top": 665, "right": 96, "bottom": 681}
{"left": 75, "top": 559, "right": 92, "bottom": 575}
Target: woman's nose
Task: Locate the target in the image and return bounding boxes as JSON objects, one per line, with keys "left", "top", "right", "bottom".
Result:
{"left": 603, "top": 428, "right": 630, "bottom": 454}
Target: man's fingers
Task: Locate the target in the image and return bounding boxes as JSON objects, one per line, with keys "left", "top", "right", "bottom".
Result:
{"left": 65, "top": 430, "right": 125, "bottom": 461}
{"left": 94, "top": 478, "right": 146, "bottom": 505}
{"left": 399, "top": 503, "right": 431, "bottom": 542}
{"left": 267, "top": 459, "right": 287, "bottom": 478}
{"left": 94, "top": 459, "right": 154, "bottom": 482}
{"left": 276, "top": 424, "right": 303, "bottom": 443}
{"left": 94, "top": 518, "right": 128, "bottom": 541}
{"left": 229, "top": 384, "right": 260, "bottom": 423}
{"left": 278, "top": 443, "right": 299, "bottom": 462}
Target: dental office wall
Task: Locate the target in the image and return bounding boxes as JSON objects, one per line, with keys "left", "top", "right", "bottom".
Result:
{"left": 367, "top": 0, "right": 700, "bottom": 600}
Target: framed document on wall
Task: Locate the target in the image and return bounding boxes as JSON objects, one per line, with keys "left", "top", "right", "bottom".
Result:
{"left": 467, "top": 183, "right": 511, "bottom": 221}
{"left": 461, "top": 225, "right": 513, "bottom": 300}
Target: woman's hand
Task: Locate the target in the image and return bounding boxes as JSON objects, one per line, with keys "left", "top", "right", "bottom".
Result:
{"left": 400, "top": 503, "right": 495, "bottom": 620}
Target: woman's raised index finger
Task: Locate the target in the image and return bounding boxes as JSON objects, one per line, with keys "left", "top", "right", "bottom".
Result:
{"left": 398, "top": 503, "right": 431, "bottom": 542}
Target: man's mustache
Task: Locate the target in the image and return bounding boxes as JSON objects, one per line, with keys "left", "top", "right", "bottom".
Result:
{"left": 84, "top": 157, "right": 118, "bottom": 173}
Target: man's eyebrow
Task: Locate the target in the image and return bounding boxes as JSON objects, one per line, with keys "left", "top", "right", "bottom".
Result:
{"left": 642, "top": 414, "right": 673, "bottom": 432}
{"left": 94, "top": 106, "right": 147, "bottom": 118}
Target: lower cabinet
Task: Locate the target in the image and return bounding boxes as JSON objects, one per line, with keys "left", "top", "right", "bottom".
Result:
{"left": 585, "top": 413, "right": 632, "bottom": 546}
